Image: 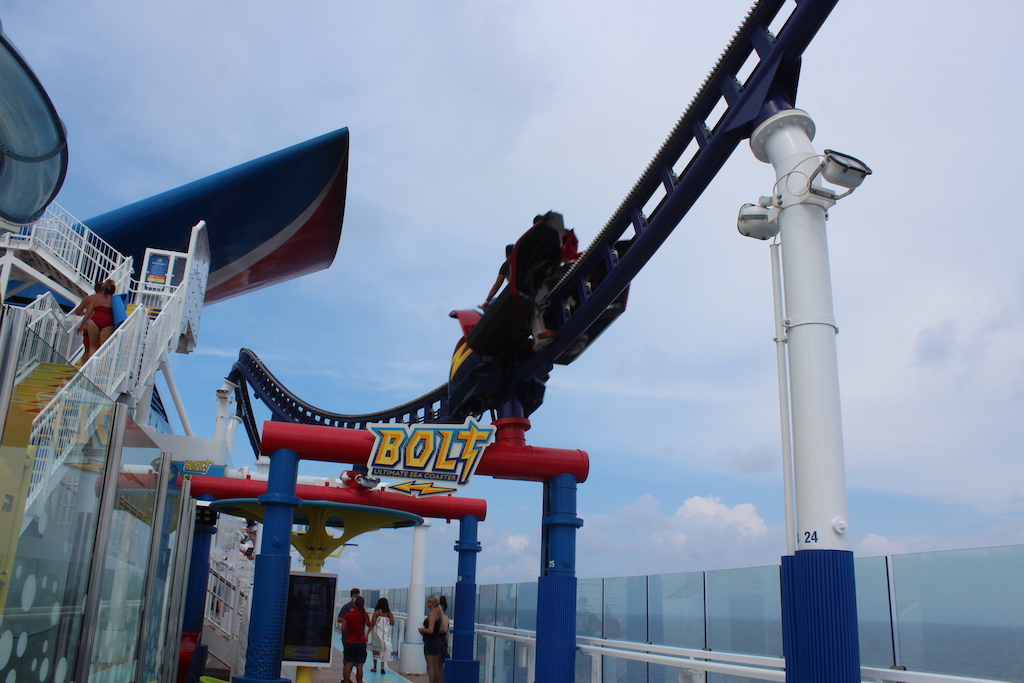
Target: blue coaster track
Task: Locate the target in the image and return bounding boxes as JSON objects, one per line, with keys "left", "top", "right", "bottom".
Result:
{"left": 229, "top": 0, "right": 840, "bottom": 452}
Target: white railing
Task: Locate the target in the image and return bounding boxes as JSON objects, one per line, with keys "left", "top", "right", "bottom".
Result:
{"left": 21, "top": 371, "right": 113, "bottom": 530}
{"left": 20, "top": 291, "right": 83, "bottom": 369}
{"left": 206, "top": 560, "right": 250, "bottom": 641}
{"left": 19, "top": 221, "right": 209, "bottom": 521}
{"left": 0, "top": 201, "right": 133, "bottom": 293}
{"left": 466, "top": 625, "right": 1010, "bottom": 683}
{"left": 79, "top": 221, "right": 209, "bottom": 401}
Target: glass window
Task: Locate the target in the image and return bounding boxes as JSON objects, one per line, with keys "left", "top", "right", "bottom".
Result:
{"left": 0, "top": 342, "right": 116, "bottom": 683}
{"left": 892, "top": 545, "right": 1024, "bottom": 681}
{"left": 87, "top": 419, "right": 164, "bottom": 683}
{"left": 854, "top": 555, "right": 894, "bottom": 668}
{"left": 138, "top": 461, "right": 185, "bottom": 682}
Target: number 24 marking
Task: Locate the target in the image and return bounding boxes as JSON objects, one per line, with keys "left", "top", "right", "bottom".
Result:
{"left": 803, "top": 531, "right": 818, "bottom": 543}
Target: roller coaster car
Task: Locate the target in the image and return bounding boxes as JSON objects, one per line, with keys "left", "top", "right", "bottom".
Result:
{"left": 448, "top": 216, "right": 633, "bottom": 421}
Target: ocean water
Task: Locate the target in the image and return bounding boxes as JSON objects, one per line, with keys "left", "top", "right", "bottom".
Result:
{"left": 895, "top": 623, "right": 1023, "bottom": 683}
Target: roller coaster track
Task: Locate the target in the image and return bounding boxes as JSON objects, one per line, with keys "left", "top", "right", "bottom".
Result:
{"left": 229, "top": 0, "right": 839, "bottom": 450}
{"left": 229, "top": 348, "right": 448, "bottom": 454}
{"left": 499, "top": 0, "right": 839, "bottom": 408}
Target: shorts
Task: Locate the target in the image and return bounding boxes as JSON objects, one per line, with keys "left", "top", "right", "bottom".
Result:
{"left": 423, "top": 638, "right": 444, "bottom": 656}
{"left": 343, "top": 642, "right": 367, "bottom": 664}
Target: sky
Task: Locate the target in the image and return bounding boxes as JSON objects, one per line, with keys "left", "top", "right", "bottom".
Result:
{"left": 3, "top": 0, "right": 1022, "bottom": 591}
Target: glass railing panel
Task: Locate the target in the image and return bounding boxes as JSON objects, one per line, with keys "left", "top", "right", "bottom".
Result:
{"left": 496, "top": 582, "right": 517, "bottom": 628}
{"left": 602, "top": 575, "right": 648, "bottom": 683}
{"left": 854, "top": 555, "right": 895, "bottom": 668}
{"left": 492, "top": 583, "right": 518, "bottom": 683}
{"left": 576, "top": 578, "right": 603, "bottom": 637}
{"left": 87, "top": 419, "right": 163, "bottom": 683}
{"left": 576, "top": 578, "right": 603, "bottom": 682}
{"left": 139, "top": 458, "right": 184, "bottom": 683}
{"left": 515, "top": 581, "right": 538, "bottom": 631}
{"left": 478, "top": 583, "right": 497, "bottom": 625}
{"left": 441, "top": 584, "right": 455, "bottom": 624}
{"left": 0, "top": 330, "right": 115, "bottom": 683}
{"left": 706, "top": 564, "right": 782, "bottom": 683}
{"left": 649, "top": 571, "right": 705, "bottom": 648}
{"left": 892, "top": 544, "right": 1024, "bottom": 682}
{"left": 648, "top": 571, "right": 706, "bottom": 683}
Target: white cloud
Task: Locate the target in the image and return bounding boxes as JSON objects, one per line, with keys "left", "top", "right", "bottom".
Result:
{"left": 578, "top": 494, "right": 781, "bottom": 578}
{"left": 855, "top": 533, "right": 908, "bottom": 558}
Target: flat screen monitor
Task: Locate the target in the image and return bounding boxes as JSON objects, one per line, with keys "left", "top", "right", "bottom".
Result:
{"left": 282, "top": 571, "right": 338, "bottom": 666}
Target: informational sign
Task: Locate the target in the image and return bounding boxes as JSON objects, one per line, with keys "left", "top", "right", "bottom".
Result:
{"left": 366, "top": 418, "right": 496, "bottom": 496}
{"left": 282, "top": 572, "right": 337, "bottom": 666}
{"left": 146, "top": 254, "right": 169, "bottom": 285}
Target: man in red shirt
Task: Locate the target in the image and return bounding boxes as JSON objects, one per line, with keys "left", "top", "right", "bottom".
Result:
{"left": 340, "top": 596, "right": 370, "bottom": 683}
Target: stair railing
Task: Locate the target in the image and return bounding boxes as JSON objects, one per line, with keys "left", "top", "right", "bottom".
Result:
{"left": 0, "top": 202, "right": 133, "bottom": 294}
{"left": 21, "top": 291, "right": 83, "bottom": 369}
{"left": 21, "top": 221, "right": 209, "bottom": 517}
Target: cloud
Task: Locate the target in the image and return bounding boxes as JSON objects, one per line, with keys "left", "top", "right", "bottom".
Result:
{"left": 578, "top": 494, "right": 781, "bottom": 578}
{"left": 856, "top": 533, "right": 908, "bottom": 558}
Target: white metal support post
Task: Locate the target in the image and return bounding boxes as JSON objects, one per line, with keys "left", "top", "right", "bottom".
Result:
{"left": 401, "top": 521, "right": 429, "bottom": 675}
{"left": 749, "top": 108, "right": 860, "bottom": 682}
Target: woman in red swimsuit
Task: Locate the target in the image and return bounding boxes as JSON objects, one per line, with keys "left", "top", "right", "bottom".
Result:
{"left": 74, "top": 279, "right": 116, "bottom": 362}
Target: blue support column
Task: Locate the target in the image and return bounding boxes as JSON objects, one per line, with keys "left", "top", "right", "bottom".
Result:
{"left": 780, "top": 555, "right": 798, "bottom": 683}
{"left": 789, "top": 549, "right": 860, "bottom": 683}
{"left": 447, "top": 515, "right": 481, "bottom": 683}
{"left": 234, "top": 448, "right": 302, "bottom": 683}
{"left": 535, "top": 473, "right": 582, "bottom": 683}
{"left": 182, "top": 505, "right": 218, "bottom": 683}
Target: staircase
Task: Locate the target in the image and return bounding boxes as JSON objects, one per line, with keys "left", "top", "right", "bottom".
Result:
{"left": 0, "top": 202, "right": 133, "bottom": 305}
{"left": 3, "top": 207, "right": 211, "bottom": 533}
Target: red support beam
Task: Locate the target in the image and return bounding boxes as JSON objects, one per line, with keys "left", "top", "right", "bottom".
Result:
{"left": 259, "top": 418, "right": 589, "bottom": 483}
{"left": 188, "top": 474, "right": 487, "bottom": 521}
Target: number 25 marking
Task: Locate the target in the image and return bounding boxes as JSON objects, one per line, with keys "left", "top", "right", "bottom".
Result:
{"left": 803, "top": 531, "right": 818, "bottom": 543}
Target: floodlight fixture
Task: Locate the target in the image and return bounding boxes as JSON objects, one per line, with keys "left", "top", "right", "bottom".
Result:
{"left": 737, "top": 199, "right": 780, "bottom": 240}
{"left": 808, "top": 149, "right": 872, "bottom": 200}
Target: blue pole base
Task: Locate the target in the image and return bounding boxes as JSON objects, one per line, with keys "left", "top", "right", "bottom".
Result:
{"left": 444, "top": 658, "right": 480, "bottom": 683}
{"left": 787, "top": 549, "right": 860, "bottom": 683}
{"left": 535, "top": 574, "right": 576, "bottom": 683}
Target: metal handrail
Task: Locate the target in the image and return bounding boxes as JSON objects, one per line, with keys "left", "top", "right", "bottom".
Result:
{"left": 0, "top": 201, "right": 132, "bottom": 292}
{"left": 469, "top": 624, "right": 1007, "bottom": 683}
{"left": 21, "top": 221, "right": 209, "bottom": 519}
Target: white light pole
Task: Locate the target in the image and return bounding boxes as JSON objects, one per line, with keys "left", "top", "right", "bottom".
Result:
{"left": 745, "top": 108, "right": 871, "bottom": 682}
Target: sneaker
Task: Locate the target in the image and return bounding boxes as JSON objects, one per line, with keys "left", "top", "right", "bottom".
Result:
{"left": 532, "top": 329, "right": 557, "bottom": 352}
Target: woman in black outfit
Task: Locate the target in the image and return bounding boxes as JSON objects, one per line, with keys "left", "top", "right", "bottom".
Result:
{"left": 417, "top": 595, "right": 445, "bottom": 683}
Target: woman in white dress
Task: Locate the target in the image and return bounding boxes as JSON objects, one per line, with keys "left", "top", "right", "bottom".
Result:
{"left": 369, "top": 597, "right": 395, "bottom": 673}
